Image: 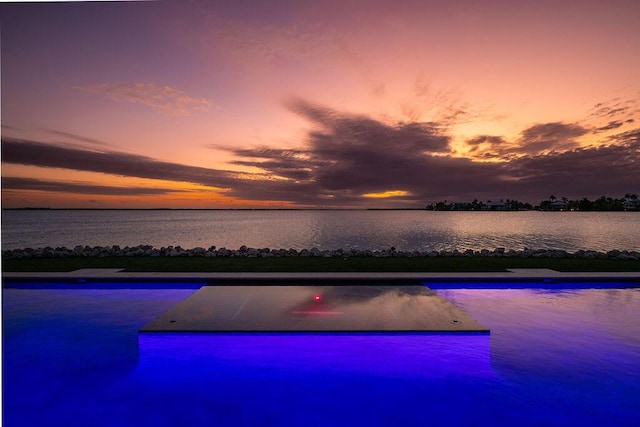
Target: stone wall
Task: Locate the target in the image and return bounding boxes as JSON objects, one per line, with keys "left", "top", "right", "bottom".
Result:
{"left": 2, "top": 245, "right": 638, "bottom": 260}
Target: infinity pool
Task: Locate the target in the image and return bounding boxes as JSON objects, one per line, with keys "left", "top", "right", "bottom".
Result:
{"left": 3, "top": 283, "right": 639, "bottom": 426}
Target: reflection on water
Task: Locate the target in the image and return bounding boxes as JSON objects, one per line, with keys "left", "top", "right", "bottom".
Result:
{"left": 436, "top": 288, "right": 640, "bottom": 378}
{"left": 141, "top": 285, "right": 487, "bottom": 332}
{"left": 3, "top": 209, "right": 639, "bottom": 251}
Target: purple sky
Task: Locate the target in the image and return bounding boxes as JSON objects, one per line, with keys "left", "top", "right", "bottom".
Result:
{"left": 1, "top": 0, "right": 639, "bottom": 208}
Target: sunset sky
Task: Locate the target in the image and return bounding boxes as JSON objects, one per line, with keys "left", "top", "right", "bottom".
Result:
{"left": 1, "top": 0, "right": 639, "bottom": 208}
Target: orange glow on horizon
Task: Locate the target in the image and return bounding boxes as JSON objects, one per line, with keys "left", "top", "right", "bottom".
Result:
{"left": 362, "top": 190, "right": 410, "bottom": 199}
{"left": 1, "top": 188, "right": 297, "bottom": 209}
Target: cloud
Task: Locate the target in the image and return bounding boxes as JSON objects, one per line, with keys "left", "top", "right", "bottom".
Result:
{"left": 583, "top": 97, "right": 639, "bottom": 139}
{"left": 1, "top": 137, "right": 241, "bottom": 189}
{"left": 217, "top": 23, "right": 347, "bottom": 63}
{"left": 218, "top": 99, "right": 509, "bottom": 204}
{"left": 172, "top": 2, "right": 369, "bottom": 82}
{"left": 398, "top": 79, "right": 506, "bottom": 128}
{"left": 516, "top": 122, "right": 588, "bottom": 154}
{"left": 74, "top": 82, "right": 213, "bottom": 115}
{"left": 220, "top": 101, "right": 639, "bottom": 204}
{"left": 587, "top": 98, "right": 639, "bottom": 132}
{"left": 607, "top": 128, "right": 640, "bottom": 147}
{"left": 228, "top": 144, "right": 328, "bottom": 183}
{"left": 3, "top": 101, "right": 639, "bottom": 206}
{"left": 225, "top": 98, "right": 453, "bottom": 197}
{"left": 593, "top": 120, "right": 625, "bottom": 133}
{"left": 465, "top": 135, "right": 510, "bottom": 154}
{"left": 2, "top": 177, "right": 185, "bottom": 196}
{"left": 463, "top": 121, "right": 594, "bottom": 158}
{"left": 290, "top": 99, "right": 451, "bottom": 190}
{"left": 589, "top": 100, "right": 632, "bottom": 120}
{"left": 467, "top": 135, "right": 507, "bottom": 146}
{"left": 501, "top": 140, "right": 640, "bottom": 198}
{"left": 1, "top": 137, "right": 327, "bottom": 205}
{"left": 42, "top": 128, "right": 109, "bottom": 146}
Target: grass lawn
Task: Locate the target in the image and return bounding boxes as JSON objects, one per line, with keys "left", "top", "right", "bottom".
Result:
{"left": 3, "top": 256, "right": 640, "bottom": 273}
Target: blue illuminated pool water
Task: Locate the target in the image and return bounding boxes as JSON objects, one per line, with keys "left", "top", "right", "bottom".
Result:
{"left": 3, "top": 285, "right": 640, "bottom": 426}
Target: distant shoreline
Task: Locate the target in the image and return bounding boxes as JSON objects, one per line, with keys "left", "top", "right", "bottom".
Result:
{"left": 2, "top": 207, "right": 425, "bottom": 211}
{"left": 2, "top": 207, "right": 639, "bottom": 212}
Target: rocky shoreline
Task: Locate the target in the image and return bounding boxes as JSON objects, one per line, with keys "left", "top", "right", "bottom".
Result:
{"left": 2, "top": 245, "right": 639, "bottom": 260}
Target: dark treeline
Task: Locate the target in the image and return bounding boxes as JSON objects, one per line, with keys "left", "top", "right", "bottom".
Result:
{"left": 426, "top": 194, "right": 640, "bottom": 211}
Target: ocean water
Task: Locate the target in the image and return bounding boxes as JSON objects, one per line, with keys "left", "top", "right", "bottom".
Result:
{"left": 2, "top": 209, "right": 639, "bottom": 252}
{"left": 2, "top": 285, "right": 639, "bottom": 426}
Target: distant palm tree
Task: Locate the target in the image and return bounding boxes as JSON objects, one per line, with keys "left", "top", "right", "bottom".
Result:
{"left": 550, "top": 195, "right": 557, "bottom": 201}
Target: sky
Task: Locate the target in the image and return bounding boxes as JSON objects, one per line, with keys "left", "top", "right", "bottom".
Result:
{"left": 1, "top": 0, "right": 639, "bottom": 208}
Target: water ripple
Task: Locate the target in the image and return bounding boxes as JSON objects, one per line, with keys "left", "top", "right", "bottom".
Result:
{"left": 2, "top": 210, "right": 639, "bottom": 251}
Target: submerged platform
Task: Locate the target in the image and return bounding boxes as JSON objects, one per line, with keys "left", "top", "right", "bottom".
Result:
{"left": 140, "top": 285, "right": 488, "bottom": 333}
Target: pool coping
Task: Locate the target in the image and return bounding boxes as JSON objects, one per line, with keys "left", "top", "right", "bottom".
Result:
{"left": 3, "top": 268, "right": 640, "bottom": 284}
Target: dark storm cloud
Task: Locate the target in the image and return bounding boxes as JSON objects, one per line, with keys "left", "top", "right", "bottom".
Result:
{"left": 1, "top": 138, "right": 242, "bottom": 189}
{"left": 3, "top": 107, "right": 638, "bottom": 206}
{"left": 517, "top": 122, "right": 588, "bottom": 154}
{"left": 221, "top": 102, "right": 639, "bottom": 205}
{"left": 219, "top": 98, "right": 457, "bottom": 202}
{"left": 2, "top": 177, "right": 184, "bottom": 196}
{"left": 218, "top": 100, "right": 511, "bottom": 204}
{"left": 226, "top": 179, "right": 329, "bottom": 205}
{"left": 502, "top": 139, "right": 639, "bottom": 199}
{"left": 466, "top": 122, "right": 594, "bottom": 159}
{"left": 284, "top": 98, "right": 451, "bottom": 193}
{"left": 287, "top": 99, "right": 450, "bottom": 153}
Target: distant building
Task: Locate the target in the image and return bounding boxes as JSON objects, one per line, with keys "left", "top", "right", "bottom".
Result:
{"left": 549, "top": 200, "right": 569, "bottom": 211}
{"left": 482, "top": 201, "right": 507, "bottom": 210}
{"left": 450, "top": 202, "right": 470, "bottom": 210}
{"left": 624, "top": 197, "right": 640, "bottom": 210}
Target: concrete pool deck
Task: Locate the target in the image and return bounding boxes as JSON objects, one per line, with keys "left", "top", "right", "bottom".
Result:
{"left": 3, "top": 268, "right": 640, "bottom": 283}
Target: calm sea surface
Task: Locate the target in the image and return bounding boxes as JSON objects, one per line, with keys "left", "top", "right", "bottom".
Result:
{"left": 2, "top": 209, "right": 639, "bottom": 251}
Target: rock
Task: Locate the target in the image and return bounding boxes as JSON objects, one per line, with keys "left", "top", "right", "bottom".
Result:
{"left": 2, "top": 244, "right": 638, "bottom": 261}
{"left": 247, "top": 248, "right": 259, "bottom": 257}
